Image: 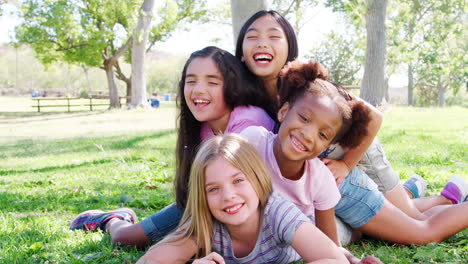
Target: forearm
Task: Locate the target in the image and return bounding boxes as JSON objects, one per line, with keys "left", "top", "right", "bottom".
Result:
{"left": 342, "top": 99, "right": 382, "bottom": 169}
{"left": 315, "top": 209, "right": 340, "bottom": 246}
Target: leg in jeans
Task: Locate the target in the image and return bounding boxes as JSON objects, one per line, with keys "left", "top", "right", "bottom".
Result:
{"left": 360, "top": 138, "right": 449, "bottom": 219}
{"left": 336, "top": 168, "right": 468, "bottom": 244}
{"left": 108, "top": 203, "right": 184, "bottom": 247}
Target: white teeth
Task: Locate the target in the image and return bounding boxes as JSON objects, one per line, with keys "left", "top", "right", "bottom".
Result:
{"left": 291, "top": 136, "right": 306, "bottom": 151}
{"left": 194, "top": 99, "right": 209, "bottom": 104}
{"left": 225, "top": 204, "right": 242, "bottom": 212}
{"left": 254, "top": 54, "right": 272, "bottom": 60}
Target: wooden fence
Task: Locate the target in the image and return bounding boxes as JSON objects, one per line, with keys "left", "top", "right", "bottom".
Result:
{"left": 32, "top": 96, "right": 131, "bottom": 112}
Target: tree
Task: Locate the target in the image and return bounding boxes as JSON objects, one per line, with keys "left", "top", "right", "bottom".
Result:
{"left": 16, "top": 0, "right": 140, "bottom": 108}
{"left": 130, "top": 0, "right": 207, "bottom": 108}
{"left": 305, "top": 32, "right": 364, "bottom": 85}
{"left": 360, "top": 0, "right": 387, "bottom": 105}
{"left": 130, "top": 0, "right": 155, "bottom": 108}
{"left": 326, "top": 0, "right": 388, "bottom": 106}
{"left": 230, "top": 0, "right": 269, "bottom": 42}
{"left": 271, "top": 0, "right": 319, "bottom": 37}
{"left": 387, "top": 0, "right": 465, "bottom": 106}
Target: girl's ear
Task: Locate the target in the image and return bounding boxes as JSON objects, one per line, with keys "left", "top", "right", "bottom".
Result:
{"left": 277, "top": 102, "right": 289, "bottom": 122}
{"left": 241, "top": 56, "right": 245, "bottom": 62}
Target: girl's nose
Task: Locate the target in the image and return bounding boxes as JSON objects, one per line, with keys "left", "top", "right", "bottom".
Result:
{"left": 192, "top": 83, "right": 205, "bottom": 94}
{"left": 222, "top": 187, "right": 236, "bottom": 200}
{"left": 256, "top": 42, "right": 268, "bottom": 49}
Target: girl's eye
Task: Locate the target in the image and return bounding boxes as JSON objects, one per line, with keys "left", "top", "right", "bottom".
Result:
{"left": 245, "top": 35, "right": 257, "bottom": 40}
{"left": 185, "top": 80, "right": 195, "bottom": 84}
{"left": 270, "top": 35, "right": 281, "bottom": 39}
{"left": 208, "top": 81, "right": 219, "bottom": 85}
{"left": 319, "top": 132, "right": 329, "bottom": 140}
{"left": 207, "top": 187, "right": 218, "bottom": 193}
{"left": 233, "top": 178, "right": 244, "bottom": 184}
{"left": 298, "top": 114, "right": 308, "bottom": 122}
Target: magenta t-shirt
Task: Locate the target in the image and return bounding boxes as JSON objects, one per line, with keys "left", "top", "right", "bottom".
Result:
{"left": 240, "top": 126, "right": 341, "bottom": 222}
{"left": 200, "top": 106, "right": 275, "bottom": 140}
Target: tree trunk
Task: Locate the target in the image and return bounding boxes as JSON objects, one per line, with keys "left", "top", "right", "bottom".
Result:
{"left": 104, "top": 59, "right": 121, "bottom": 109}
{"left": 359, "top": 0, "right": 388, "bottom": 106}
{"left": 407, "top": 63, "right": 414, "bottom": 106}
{"left": 130, "top": 0, "right": 155, "bottom": 109}
{"left": 230, "top": 0, "right": 270, "bottom": 42}
{"left": 437, "top": 82, "right": 446, "bottom": 107}
{"left": 82, "top": 65, "right": 92, "bottom": 97}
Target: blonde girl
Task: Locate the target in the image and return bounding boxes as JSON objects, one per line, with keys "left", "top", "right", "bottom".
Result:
{"left": 137, "top": 134, "right": 348, "bottom": 264}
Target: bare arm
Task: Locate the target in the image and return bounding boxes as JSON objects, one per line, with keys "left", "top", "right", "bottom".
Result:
{"left": 323, "top": 99, "right": 382, "bottom": 184}
{"left": 291, "top": 221, "right": 349, "bottom": 264}
{"left": 315, "top": 208, "right": 340, "bottom": 246}
{"left": 136, "top": 236, "right": 198, "bottom": 264}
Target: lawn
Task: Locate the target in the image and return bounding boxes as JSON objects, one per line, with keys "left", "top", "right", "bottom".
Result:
{"left": 0, "top": 96, "right": 467, "bottom": 263}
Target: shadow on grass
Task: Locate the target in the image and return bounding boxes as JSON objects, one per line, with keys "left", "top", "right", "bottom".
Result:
{"left": 0, "top": 110, "right": 108, "bottom": 124}
{"left": 0, "top": 158, "right": 115, "bottom": 175}
{"left": 0, "top": 179, "right": 174, "bottom": 214}
{"left": 1, "top": 129, "right": 175, "bottom": 160}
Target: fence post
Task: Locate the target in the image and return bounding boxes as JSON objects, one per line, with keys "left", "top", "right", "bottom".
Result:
{"left": 89, "top": 97, "right": 93, "bottom": 111}
{"left": 67, "top": 98, "right": 70, "bottom": 112}
{"left": 37, "top": 99, "right": 41, "bottom": 113}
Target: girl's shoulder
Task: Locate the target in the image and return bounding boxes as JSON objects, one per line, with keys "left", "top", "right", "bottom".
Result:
{"left": 231, "top": 105, "right": 271, "bottom": 118}
{"left": 229, "top": 106, "right": 275, "bottom": 133}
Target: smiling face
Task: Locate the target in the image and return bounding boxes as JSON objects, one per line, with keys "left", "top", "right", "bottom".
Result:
{"left": 274, "top": 93, "right": 343, "bottom": 167}
{"left": 205, "top": 157, "right": 260, "bottom": 229}
{"left": 241, "top": 15, "right": 289, "bottom": 82}
{"left": 183, "top": 57, "right": 231, "bottom": 132}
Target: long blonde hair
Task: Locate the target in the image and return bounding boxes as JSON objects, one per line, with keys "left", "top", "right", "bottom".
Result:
{"left": 159, "top": 133, "right": 272, "bottom": 257}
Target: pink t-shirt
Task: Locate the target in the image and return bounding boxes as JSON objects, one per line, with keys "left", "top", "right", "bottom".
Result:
{"left": 200, "top": 106, "right": 275, "bottom": 140}
{"left": 240, "top": 126, "right": 341, "bottom": 222}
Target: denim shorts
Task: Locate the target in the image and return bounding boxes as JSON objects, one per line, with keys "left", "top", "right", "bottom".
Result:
{"left": 335, "top": 168, "right": 385, "bottom": 228}
{"left": 359, "top": 138, "right": 399, "bottom": 194}
{"left": 140, "top": 202, "right": 184, "bottom": 243}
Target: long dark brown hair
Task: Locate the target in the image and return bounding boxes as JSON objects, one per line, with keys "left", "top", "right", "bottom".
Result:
{"left": 175, "top": 46, "right": 276, "bottom": 208}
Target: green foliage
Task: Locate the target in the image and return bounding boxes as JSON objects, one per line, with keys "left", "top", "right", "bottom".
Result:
{"left": 305, "top": 32, "right": 364, "bottom": 85}
{"left": 15, "top": 0, "right": 141, "bottom": 67}
{"left": 146, "top": 53, "right": 186, "bottom": 94}
{"left": 271, "top": 0, "right": 320, "bottom": 34}
{"left": 148, "top": 0, "right": 208, "bottom": 50}
{"left": 1, "top": 105, "right": 467, "bottom": 262}
{"left": 387, "top": 0, "right": 465, "bottom": 106}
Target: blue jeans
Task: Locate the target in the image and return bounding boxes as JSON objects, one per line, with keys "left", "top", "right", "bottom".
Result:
{"left": 335, "top": 168, "right": 385, "bottom": 228}
{"left": 140, "top": 202, "right": 184, "bottom": 243}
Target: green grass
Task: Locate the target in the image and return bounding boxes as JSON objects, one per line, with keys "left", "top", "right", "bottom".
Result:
{"left": 0, "top": 98, "right": 467, "bottom": 263}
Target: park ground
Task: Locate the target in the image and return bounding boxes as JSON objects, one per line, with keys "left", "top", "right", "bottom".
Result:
{"left": 0, "top": 96, "right": 467, "bottom": 263}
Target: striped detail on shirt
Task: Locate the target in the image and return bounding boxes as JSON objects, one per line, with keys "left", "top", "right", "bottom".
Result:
{"left": 211, "top": 192, "right": 311, "bottom": 264}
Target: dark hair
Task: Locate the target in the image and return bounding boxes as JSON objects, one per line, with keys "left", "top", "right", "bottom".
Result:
{"left": 278, "top": 60, "right": 371, "bottom": 149}
{"left": 235, "top": 10, "right": 298, "bottom": 63}
{"left": 175, "top": 46, "right": 276, "bottom": 208}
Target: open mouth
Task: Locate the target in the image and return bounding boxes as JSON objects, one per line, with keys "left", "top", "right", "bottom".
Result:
{"left": 291, "top": 135, "right": 308, "bottom": 153}
{"left": 193, "top": 99, "right": 210, "bottom": 107}
{"left": 253, "top": 53, "right": 273, "bottom": 64}
{"left": 223, "top": 203, "right": 244, "bottom": 214}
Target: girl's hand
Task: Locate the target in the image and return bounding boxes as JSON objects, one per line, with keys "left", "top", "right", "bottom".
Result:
{"left": 321, "top": 158, "right": 351, "bottom": 185}
{"left": 193, "top": 252, "right": 225, "bottom": 264}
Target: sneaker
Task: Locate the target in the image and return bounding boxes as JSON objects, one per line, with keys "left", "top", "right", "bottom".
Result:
{"left": 70, "top": 208, "right": 136, "bottom": 231}
{"left": 403, "top": 174, "right": 427, "bottom": 198}
{"left": 441, "top": 175, "right": 468, "bottom": 204}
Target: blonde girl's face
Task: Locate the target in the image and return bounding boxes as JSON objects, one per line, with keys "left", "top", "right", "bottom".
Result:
{"left": 242, "top": 15, "right": 289, "bottom": 81}
{"left": 184, "top": 57, "right": 230, "bottom": 130}
{"left": 204, "top": 157, "right": 260, "bottom": 229}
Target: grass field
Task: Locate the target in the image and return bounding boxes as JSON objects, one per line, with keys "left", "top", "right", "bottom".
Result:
{"left": 0, "top": 96, "right": 467, "bottom": 263}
